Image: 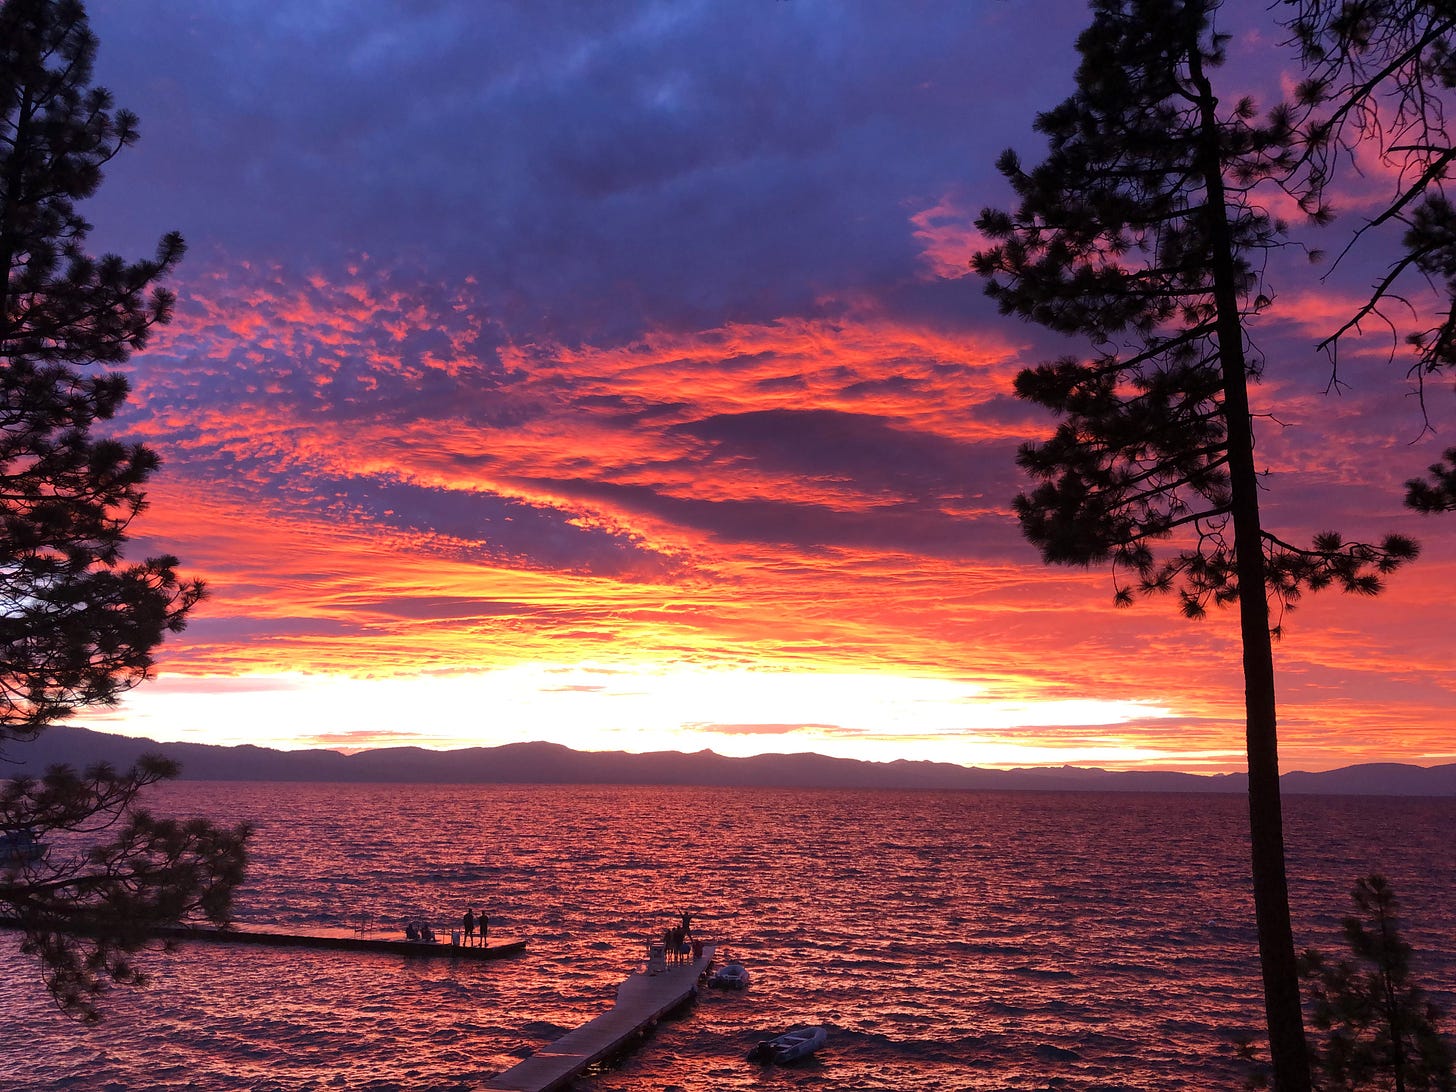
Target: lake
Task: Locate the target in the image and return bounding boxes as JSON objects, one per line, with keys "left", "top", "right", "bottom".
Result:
{"left": 3, "top": 782, "right": 1453, "bottom": 1090}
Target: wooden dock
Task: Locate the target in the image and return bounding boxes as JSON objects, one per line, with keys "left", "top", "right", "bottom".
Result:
{"left": 151, "top": 922, "right": 526, "bottom": 961}
{"left": 484, "top": 942, "right": 717, "bottom": 1092}
{"left": 0, "top": 915, "right": 525, "bottom": 961}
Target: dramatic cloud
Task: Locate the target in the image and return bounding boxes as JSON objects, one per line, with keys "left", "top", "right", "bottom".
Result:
{"left": 60, "top": 0, "right": 1456, "bottom": 772}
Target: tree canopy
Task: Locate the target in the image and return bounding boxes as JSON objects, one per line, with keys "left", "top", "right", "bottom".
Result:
{"left": 1282, "top": 1, "right": 1456, "bottom": 381}
{"left": 1, "top": 0, "right": 249, "bottom": 1022}
{"left": 1301, "top": 875, "right": 1456, "bottom": 1092}
{"left": 1406, "top": 448, "right": 1456, "bottom": 512}
{"left": 973, "top": 1, "right": 1418, "bottom": 1087}
{"left": 1278, "top": 3, "right": 1456, "bottom": 516}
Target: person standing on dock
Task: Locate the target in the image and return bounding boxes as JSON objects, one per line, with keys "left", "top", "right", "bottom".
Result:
{"left": 462, "top": 908, "right": 475, "bottom": 946}
{"left": 479, "top": 911, "right": 488, "bottom": 947}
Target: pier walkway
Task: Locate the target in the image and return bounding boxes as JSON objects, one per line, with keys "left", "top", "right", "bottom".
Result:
{"left": 484, "top": 942, "right": 717, "bottom": 1092}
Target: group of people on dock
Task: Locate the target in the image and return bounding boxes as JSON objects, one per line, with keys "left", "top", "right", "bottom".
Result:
{"left": 662, "top": 910, "right": 698, "bottom": 964}
{"left": 461, "top": 906, "right": 488, "bottom": 946}
{"left": 400, "top": 907, "right": 488, "bottom": 946}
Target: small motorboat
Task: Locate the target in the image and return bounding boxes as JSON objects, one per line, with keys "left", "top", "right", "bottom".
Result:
{"left": 749, "top": 1025, "right": 826, "bottom": 1064}
{"left": 710, "top": 962, "right": 750, "bottom": 989}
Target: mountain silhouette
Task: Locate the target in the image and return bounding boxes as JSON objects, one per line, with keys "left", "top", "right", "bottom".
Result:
{"left": 4, "top": 725, "right": 1454, "bottom": 796}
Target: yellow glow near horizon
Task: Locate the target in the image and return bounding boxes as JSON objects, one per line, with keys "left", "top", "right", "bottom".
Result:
{"left": 86, "top": 663, "right": 1197, "bottom": 771}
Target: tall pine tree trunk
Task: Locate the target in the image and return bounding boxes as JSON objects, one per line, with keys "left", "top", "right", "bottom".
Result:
{"left": 1189, "top": 44, "right": 1312, "bottom": 1092}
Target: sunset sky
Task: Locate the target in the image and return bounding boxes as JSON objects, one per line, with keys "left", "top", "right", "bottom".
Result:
{"left": 69, "top": 0, "right": 1456, "bottom": 773}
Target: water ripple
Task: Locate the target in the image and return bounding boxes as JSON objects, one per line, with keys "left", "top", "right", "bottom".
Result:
{"left": 4, "top": 785, "right": 1454, "bottom": 1091}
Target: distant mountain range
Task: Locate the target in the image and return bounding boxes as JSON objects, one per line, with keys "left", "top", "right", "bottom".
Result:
{"left": 3, "top": 724, "right": 1455, "bottom": 796}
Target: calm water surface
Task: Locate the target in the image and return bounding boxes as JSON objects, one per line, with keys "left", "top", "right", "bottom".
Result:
{"left": 3, "top": 783, "right": 1453, "bottom": 1091}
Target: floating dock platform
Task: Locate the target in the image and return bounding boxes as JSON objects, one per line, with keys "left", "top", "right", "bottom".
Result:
{"left": 153, "top": 922, "right": 526, "bottom": 961}
{"left": 484, "top": 942, "right": 717, "bottom": 1092}
{"left": 0, "top": 916, "right": 525, "bottom": 961}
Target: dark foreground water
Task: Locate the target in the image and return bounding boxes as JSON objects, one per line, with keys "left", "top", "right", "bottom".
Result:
{"left": 3, "top": 783, "right": 1453, "bottom": 1091}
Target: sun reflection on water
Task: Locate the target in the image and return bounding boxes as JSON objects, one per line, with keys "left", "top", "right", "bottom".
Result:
{"left": 4, "top": 783, "right": 1454, "bottom": 1091}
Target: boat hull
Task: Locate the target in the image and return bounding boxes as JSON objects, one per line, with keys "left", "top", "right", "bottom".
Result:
{"left": 710, "top": 962, "right": 749, "bottom": 989}
{"left": 751, "top": 1025, "right": 826, "bottom": 1064}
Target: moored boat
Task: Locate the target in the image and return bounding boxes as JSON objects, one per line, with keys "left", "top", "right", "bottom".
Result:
{"left": 710, "top": 962, "right": 749, "bottom": 989}
{"left": 749, "top": 1025, "right": 826, "bottom": 1063}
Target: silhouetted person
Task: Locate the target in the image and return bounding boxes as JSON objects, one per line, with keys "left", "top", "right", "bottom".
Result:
{"left": 479, "top": 912, "right": 488, "bottom": 948}
{"left": 463, "top": 908, "right": 475, "bottom": 946}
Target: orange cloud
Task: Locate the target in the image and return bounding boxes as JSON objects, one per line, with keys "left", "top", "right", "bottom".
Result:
{"left": 93, "top": 257, "right": 1456, "bottom": 774}
{"left": 908, "top": 194, "right": 987, "bottom": 281}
